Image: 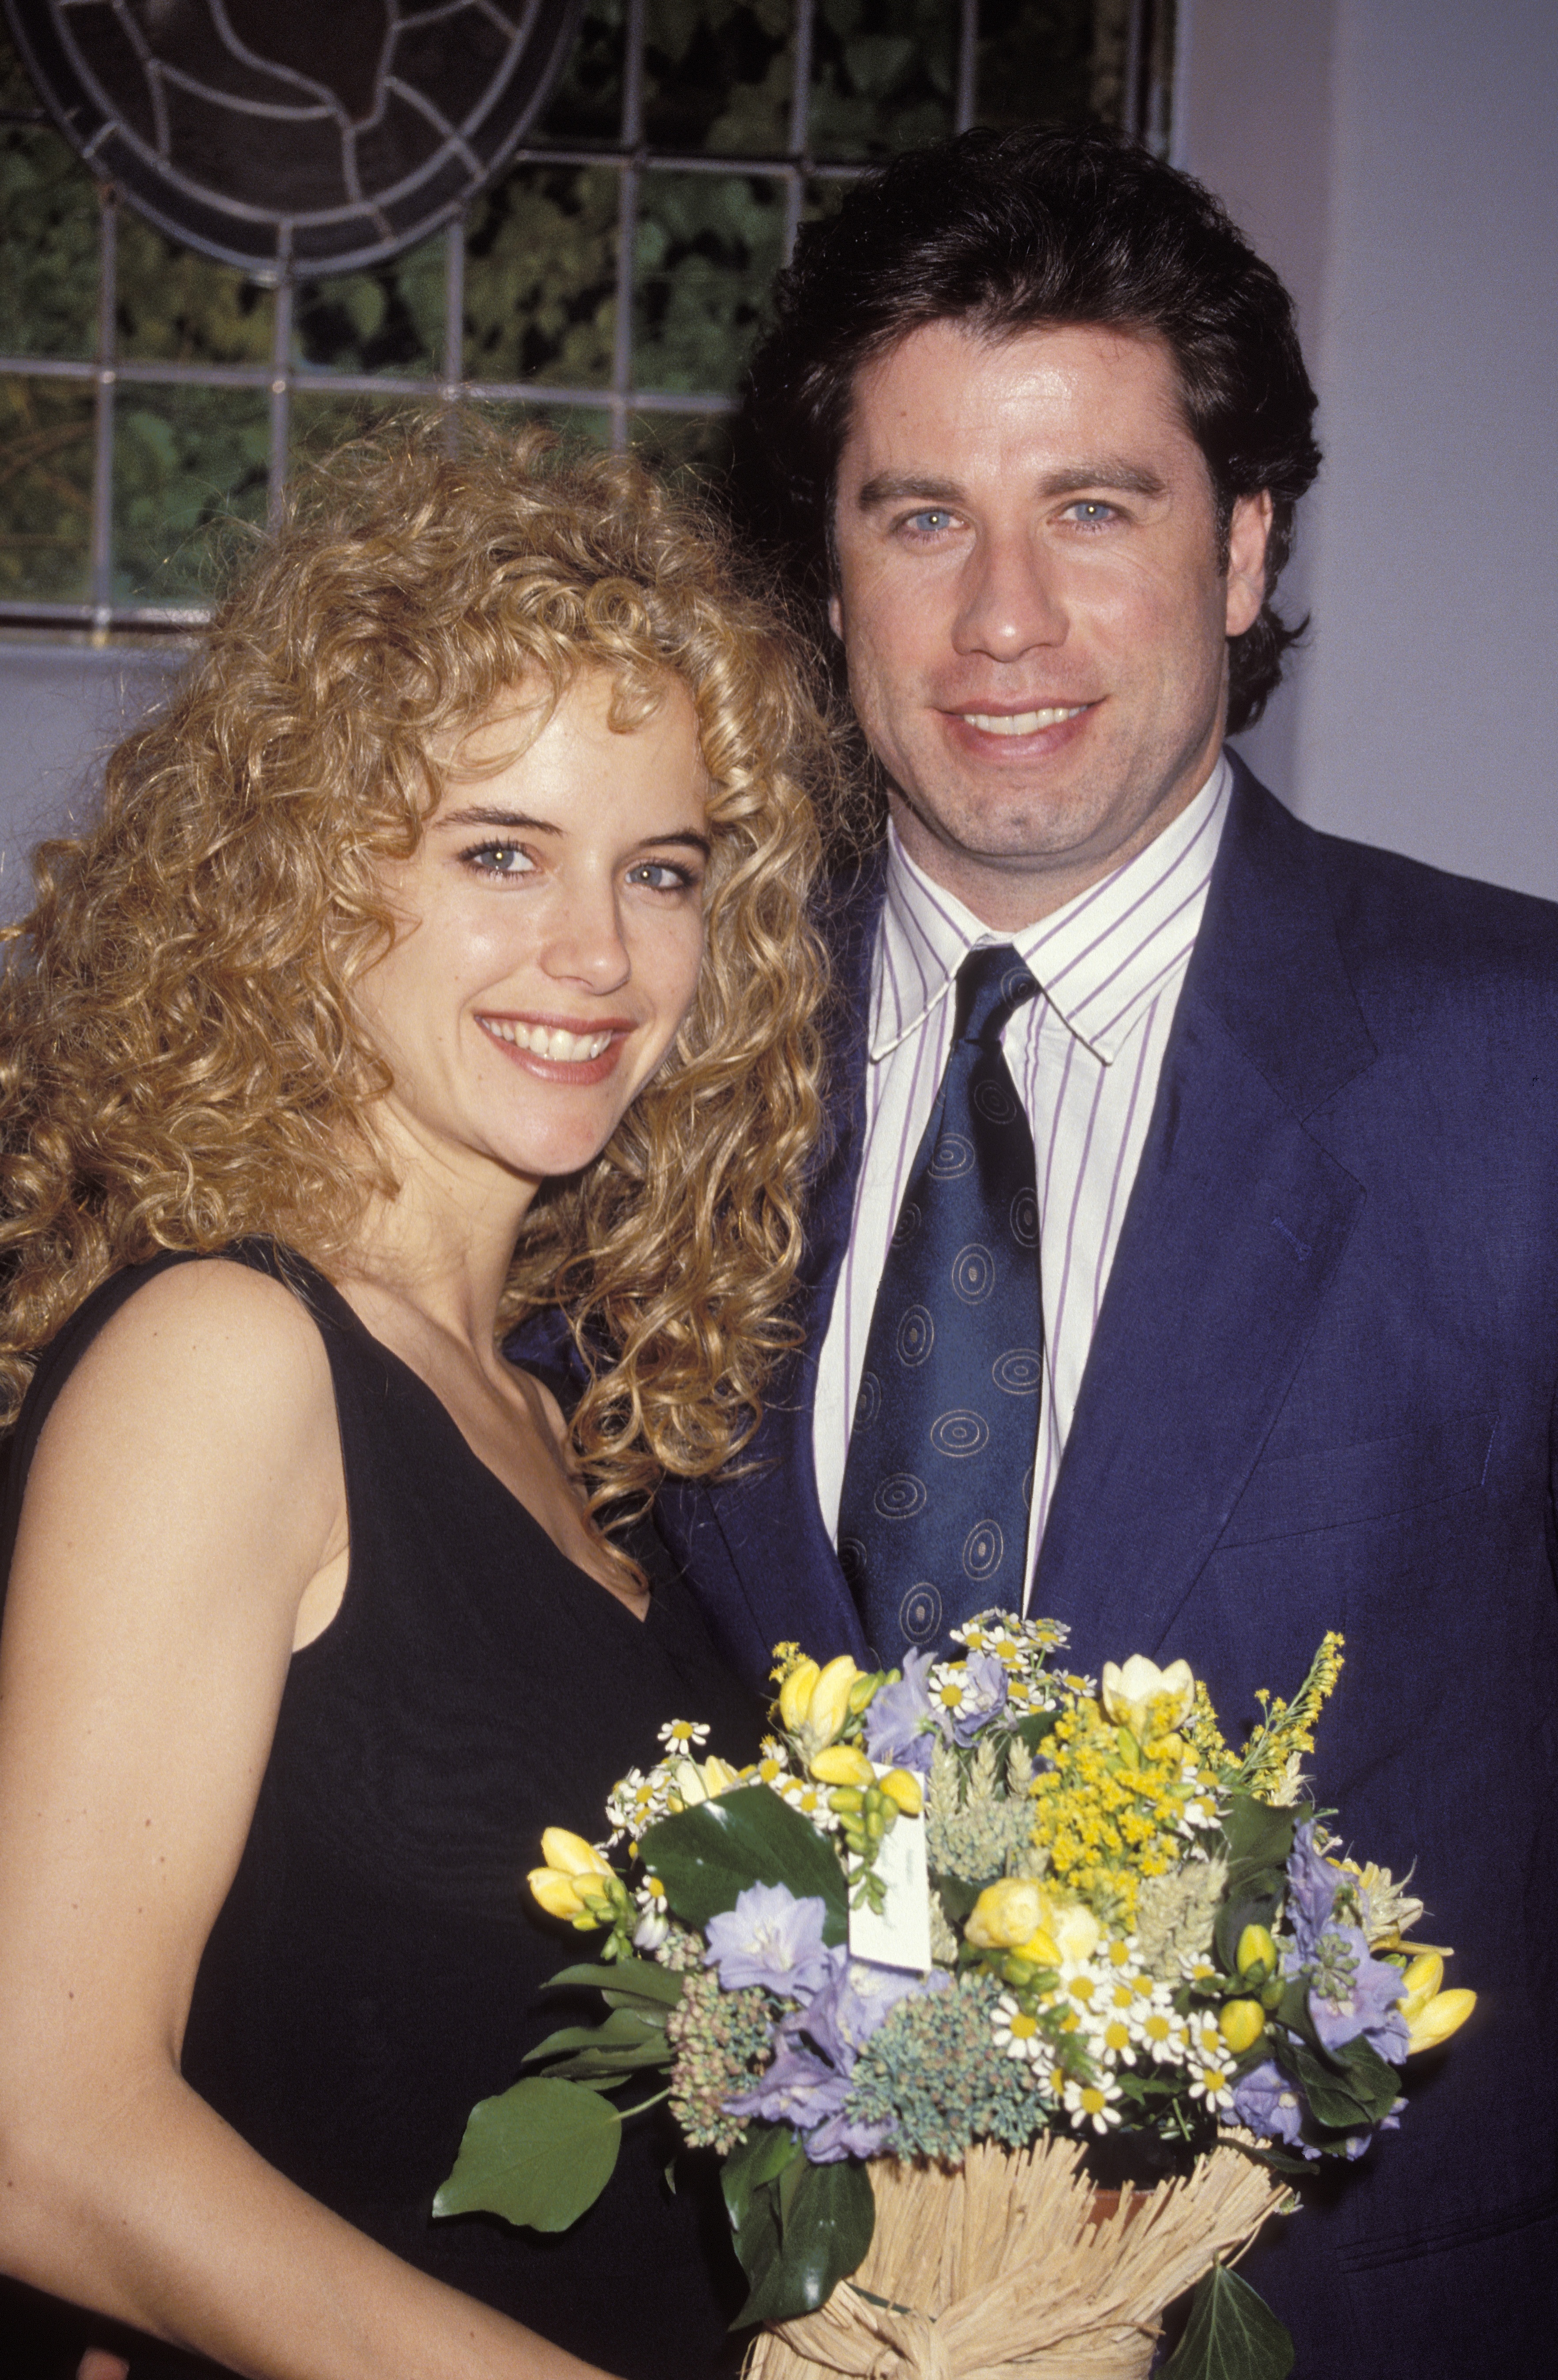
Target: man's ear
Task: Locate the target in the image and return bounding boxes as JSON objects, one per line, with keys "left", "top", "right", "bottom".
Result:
{"left": 1225, "top": 491, "right": 1274, "bottom": 638}
{"left": 827, "top": 590, "right": 844, "bottom": 639}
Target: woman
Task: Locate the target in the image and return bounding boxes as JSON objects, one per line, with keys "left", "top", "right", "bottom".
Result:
{"left": 0, "top": 422, "right": 831, "bottom": 2379}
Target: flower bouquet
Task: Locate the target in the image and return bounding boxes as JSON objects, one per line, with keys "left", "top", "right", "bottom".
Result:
{"left": 436, "top": 1617, "right": 1473, "bottom": 2380}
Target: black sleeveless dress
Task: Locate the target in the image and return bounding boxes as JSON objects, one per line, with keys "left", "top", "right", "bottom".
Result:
{"left": 0, "top": 1244, "right": 764, "bottom": 2380}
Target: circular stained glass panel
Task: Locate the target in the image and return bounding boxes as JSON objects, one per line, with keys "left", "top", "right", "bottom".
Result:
{"left": 4, "top": 0, "right": 586, "bottom": 275}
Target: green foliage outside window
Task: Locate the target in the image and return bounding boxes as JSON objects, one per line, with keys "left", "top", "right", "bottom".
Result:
{"left": 0, "top": 3, "right": 1153, "bottom": 613}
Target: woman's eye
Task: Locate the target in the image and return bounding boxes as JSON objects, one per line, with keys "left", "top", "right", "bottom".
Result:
{"left": 627, "top": 860, "right": 698, "bottom": 892}
{"left": 464, "top": 842, "right": 535, "bottom": 876}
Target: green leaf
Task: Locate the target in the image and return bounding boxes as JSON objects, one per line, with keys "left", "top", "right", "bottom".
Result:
{"left": 543, "top": 1959, "right": 685, "bottom": 2011}
{"left": 1010, "top": 1711, "right": 1059, "bottom": 1753}
{"left": 433, "top": 2078, "right": 620, "bottom": 2233}
{"left": 1214, "top": 1882, "right": 1285, "bottom": 1975}
{"left": 641, "top": 1786, "right": 848, "bottom": 1943}
{"left": 1275, "top": 2037, "right": 1395, "bottom": 2131}
{"left": 1160, "top": 2262, "right": 1294, "bottom": 2380}
{"left": 722, "top": 2117, "right": 800, "bottom": 2244}
{"left": 523, "top": 2008, "right": 667, "bottom": 2063}
{"left": 1219, "top": 1796, "right": 1299, "bottom": 1892}
{"left": 732, "top": 2156, "right": 875, "bottom": 2327}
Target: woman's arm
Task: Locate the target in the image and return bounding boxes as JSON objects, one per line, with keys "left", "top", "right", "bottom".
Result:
{"left": 0, "top": 1260, "right": 615, "bottom": 2380}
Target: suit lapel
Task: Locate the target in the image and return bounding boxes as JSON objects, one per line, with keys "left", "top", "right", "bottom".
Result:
{"left": 1034, "top": 766, "right": 1378, "bottom": 1666}
{"left": 672, "top": 855, "right": 887, "bottom": 1672}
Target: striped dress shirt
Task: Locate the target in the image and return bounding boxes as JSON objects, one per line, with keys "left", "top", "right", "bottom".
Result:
{"left": 814, "top": 755, "right": 1232, "bottom": 1608}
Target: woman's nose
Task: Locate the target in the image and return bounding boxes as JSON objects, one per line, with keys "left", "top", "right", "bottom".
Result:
{"left": 537, "top": 881, "right": 631, "bottom": 993}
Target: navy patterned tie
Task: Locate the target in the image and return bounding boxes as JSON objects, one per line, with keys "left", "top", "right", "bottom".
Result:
{"left": 837, "top": 945, "right": 1043, "bottom": 1665}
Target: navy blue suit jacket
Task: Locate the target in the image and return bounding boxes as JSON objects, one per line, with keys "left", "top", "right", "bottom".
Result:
{"left": 644, "top": 757, "right": 1558, "bottom": 2372}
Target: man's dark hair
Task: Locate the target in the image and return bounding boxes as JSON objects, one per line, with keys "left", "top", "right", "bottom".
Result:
{"left": 732, "top": 126, "right": 1321, "bottom": 736}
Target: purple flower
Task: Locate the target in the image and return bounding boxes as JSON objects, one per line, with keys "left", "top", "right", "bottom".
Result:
{"left": 864, "top": 1650, "right": 935, "bottom": 1775}
{"left": 1284, "top": 1823, "right": 1340, "bottom": 1957}
{"left": 704, "top": 1883, "right": 834, "bottom": 1997}
{"left": 803, "top": 2109, "right": 897, "bottom": 2163}
{"left": 725, "top": 1959, "right": 940, "bottom": 2148}
{"left": 946, "top": 1650, "right": 1010, "bottom": 1746}
{"left": 1230, "top": 2059, "right": 1318, "bottom": 2157}
{"left": 1304, "top": 1923, "right": 1411, "bottom": 2063}
{"left": 724, "top": 2036, "right": 850, "bottom": 2129}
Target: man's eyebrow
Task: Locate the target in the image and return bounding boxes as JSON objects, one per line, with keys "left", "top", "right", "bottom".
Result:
{"left": 851, "top": 460, "right": 1169, "bottom": 510}
{"left": 853, "top": 474, "right": 964, "bottom": 511}
{"left": 1036, "top": 460, "right": 1168, "bottom": 500}
{"left": 435, "top": 805, "right": 712, "bottom": 857}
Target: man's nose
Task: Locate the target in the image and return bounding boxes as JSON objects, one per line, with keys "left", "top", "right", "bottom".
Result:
{"left": 951, "top": 528, "right": 1067, "bottom": 662}
{"left": 538, "top": 880, "right": 632, "bottom": 993}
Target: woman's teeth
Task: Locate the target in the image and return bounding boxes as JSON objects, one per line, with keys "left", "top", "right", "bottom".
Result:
{"left": 961, "top": 705, "right": 1088, "bottom": 735}
{"left": 481, "top": 1018, "right": 613, "bottom": 1061}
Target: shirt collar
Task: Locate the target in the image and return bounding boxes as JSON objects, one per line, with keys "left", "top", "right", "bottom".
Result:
{"left": 871, "top": 755, "right": 1232, "bottom": 1064}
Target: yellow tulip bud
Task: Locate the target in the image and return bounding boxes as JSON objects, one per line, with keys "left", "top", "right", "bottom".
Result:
{"left": 538, "top": 1828, "right": 611, "bottom": 1880}
{"left": 701, "top": 1755, "right": 742, "bottom": 1796}
{"left": 778, "top": 1657, "right": 821, "bottom": 1736}
{"left": 1219, "top": 1998, "right": 1266, "bottom": 2053}
{"left": 847, "top": 1672, "right": 883, "bottom": 1717}
{"left": 967, "top": 1878, "right": 1047, "bottom": 1951}
{"left": 528, "top": 1867, "right": 593, "bottom": 1923}
{"left": 1397, "top": 1951, "right": 1444, "bottom": 2023}
{"left": 807, "top": 1655, "right": 862, "bottom": 1748}
{"left": 877, "top": 1767, "right": 924, "bottom": 1816}
{"left": 1405, "top": 1988, "right": 1476, "bottom": 2055}
{"left": 1237, "top": 1923, "right": 1278, "bottom": 1978}
{"left": 967, "top": 1880, "right": 1100, "bottom": 1966}
{"left": 809, "top": 1741, "right": 875, "bottom": 1787}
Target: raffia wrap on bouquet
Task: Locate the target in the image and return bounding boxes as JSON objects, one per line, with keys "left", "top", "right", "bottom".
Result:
{"left": 743, "top": 2135, "right": 1288, "bottom": 2380}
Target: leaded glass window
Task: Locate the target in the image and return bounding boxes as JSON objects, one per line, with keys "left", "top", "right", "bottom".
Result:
{"left": 0, "top": 3, "right": 1175, "bottom": 632}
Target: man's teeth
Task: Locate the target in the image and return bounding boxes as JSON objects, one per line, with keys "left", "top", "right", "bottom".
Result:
{"left": 961, "top": 705, "right": 1088, "bottom": 735}
{"left": 481, "top": 1019, "right": 613, "bottom": 1061}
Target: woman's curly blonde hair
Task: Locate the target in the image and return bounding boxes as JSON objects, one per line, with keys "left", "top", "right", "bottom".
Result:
{"left": 0, "top": 417, "right": 835, "bottom": 1519}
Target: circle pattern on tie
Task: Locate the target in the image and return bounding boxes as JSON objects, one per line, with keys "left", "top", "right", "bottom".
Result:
{"left": 992, "top": 1348, "right": 1043, "bottom": 1395}
{"left": 1009, "top": 1187, "right": 1039, "bottom": 1247}
{"left": 901, "top": 1583, "right": 943, "bottom": 1643}
{"left": 963, "top": 1519, "right": 1004, "bottom": 1579}
{"left": 930, "top": 1409, "right": 990, "bottom": 1458}
{"left": 972, "top": 1079, "right": 1018, "bottom": 1126}
{"left": 890, "top": 1199, "right": 922, "bottom": 1248}
{"left": 897, "top": 1305, "right": 935, "bottom": 1365}
{"left": 875, "top": 1473, "right": 928, "bottom": 1521}
{"left": 1021, "top": 1463, "right": 1035, "bottom": 1511}
{"left": 928, "top": 1133, "right": 974, "bottom": 1180}
{"left": 950, "top": 1244, "right": 995, "bottom": 1304}
{"left": 854, "top": 1371, "right": 882, "bottom": 1428}
{"left": 838, "top": 1536, "right": 866, "bottom": 1587}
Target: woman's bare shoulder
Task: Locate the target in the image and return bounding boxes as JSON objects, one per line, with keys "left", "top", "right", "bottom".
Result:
{"left": 24, "top": 1256, "right": 342, "bottom": 1538}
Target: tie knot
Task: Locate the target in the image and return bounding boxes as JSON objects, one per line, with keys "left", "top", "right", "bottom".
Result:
{"left": 953, "top": 944, "right": 1038, "bottom": 1045}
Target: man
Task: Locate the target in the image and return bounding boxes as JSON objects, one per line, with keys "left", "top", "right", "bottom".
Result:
{"left": 654, "top": 129, "right": 1558, "bottom": 2372}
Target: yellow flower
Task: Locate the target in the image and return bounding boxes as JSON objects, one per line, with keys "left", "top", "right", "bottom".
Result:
{"left": 1219, "top": 1998, "right": 1266, "bottom": 2053}
{"left": 528, "top": 1829, "right": 614, "bottom": 1927}
{"left": 1404, "top": 1988, "right": 1476, "bottom": 2054}
{"left": 1397, "top": 1952, "right": 1475, "bottom": 2054}
{"left": 877, "top": 1767, "right": 924, "bottom": 1816}
{"left": 965, "top": 1878, "right": 1100, "bottom": 1965}
{"left": 1236, "top": 1923, "right": 1278, "bottom": 1980}
{"left": 1100, "top": 1655, "right": 1197, "bottom": 1738}
{"left": 809, "top": 1741, "right": 875, "bottom": 1788}
{"left": 779, "top": 1653, "right": 861, "bottom": 1761}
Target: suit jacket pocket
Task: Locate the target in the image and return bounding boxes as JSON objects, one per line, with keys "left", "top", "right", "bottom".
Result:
{"left": 1218, "top": 1409, "right": 1496, "bottom": 1547}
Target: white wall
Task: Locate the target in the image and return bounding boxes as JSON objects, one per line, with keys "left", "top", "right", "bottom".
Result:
{"left": 0, "top": 643, "right": 185, "bottom": 922}
{"left": 1178, "top": 0, "right": 1558, "bottom": 904}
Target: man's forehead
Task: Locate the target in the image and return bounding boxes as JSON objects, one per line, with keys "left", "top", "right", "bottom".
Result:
{"left": 834, "top": 316, "right": 1192, "bottom": 483}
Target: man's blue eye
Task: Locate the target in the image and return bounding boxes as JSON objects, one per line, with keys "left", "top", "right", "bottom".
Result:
{"left": 907, "top": 510, "right": 950, "bottom": 533}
